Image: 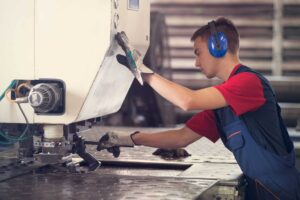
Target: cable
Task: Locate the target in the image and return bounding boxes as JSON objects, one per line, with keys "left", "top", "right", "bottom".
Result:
{"left": 0, "top": 80, "right": 16, "bottom": 101}
{"left": 16, "top": 103, "right": 29, "bottom": 140}
{"left": 0, "top": 103, "right": 30, "bottom": 144}
{"left": 0, "top": 131, "right": 15, "bottom": 145}
{"left": 0, "top": 140, "right": 14, "bottom": 145}
{"left": 0, "top": 80, "right": 30, "bottom": 145}
{"left": 0, "top": 130, "right": 29, "bottom": 141}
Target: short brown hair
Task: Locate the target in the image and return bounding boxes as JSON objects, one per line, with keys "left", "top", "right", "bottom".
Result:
{"left": 191, "top": 17, "right": 240, "bottom": 54}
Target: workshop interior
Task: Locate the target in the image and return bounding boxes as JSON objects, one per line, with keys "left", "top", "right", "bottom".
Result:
{"left": 0, "top": 0, "right": 300, "bottom": 199}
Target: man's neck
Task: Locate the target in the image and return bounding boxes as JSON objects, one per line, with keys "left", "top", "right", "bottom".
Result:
{"left": 216, "top": 55, "right": 240, "bottom": 81}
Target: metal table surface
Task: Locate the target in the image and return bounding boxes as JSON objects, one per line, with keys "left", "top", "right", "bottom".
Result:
{"left": 0, "top": 126, "right": 242, "bottom": 200}
{"left": 84, "top": 126, "right": 237, "bottom": 165}
{"left": 0, "top": 172, "right": 218, "bottom": 200}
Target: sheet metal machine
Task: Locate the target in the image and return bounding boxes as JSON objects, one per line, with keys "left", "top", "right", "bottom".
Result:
{"left": 0, "top": 0, "right": 150, "bottom": 169}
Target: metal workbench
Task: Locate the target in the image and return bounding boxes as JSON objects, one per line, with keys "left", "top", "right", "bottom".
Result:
{"left": 0, "top": 126, "right": 243, "bottom": 200}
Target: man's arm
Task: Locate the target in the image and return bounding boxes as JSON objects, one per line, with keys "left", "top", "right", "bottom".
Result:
{"left": 144, "top": 74, "right": 227, "bottom": 111}
{"left": 97, "top": 126, "right": 203, "bottom": 157}
{"left": 116, "top": 51, "right": 226, "bottom": 111}
{"left": 132, "top": 126, "right": 202, "bottom": 149}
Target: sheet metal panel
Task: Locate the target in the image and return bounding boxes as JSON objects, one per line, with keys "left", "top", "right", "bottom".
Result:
{"left": 0, "top": 126, "right": 242, "bottom": 199}
{"left": 0, "top": 173, "right": 217, "bottom": 200}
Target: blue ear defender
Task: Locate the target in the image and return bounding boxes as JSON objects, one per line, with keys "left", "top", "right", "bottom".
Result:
{"left": 208, "top": 21, "right": 228, "bottom": 58}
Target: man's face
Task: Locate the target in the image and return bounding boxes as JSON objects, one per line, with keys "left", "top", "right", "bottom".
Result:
{"left": 193, "top": 37, "right": 218, "bottom": 79}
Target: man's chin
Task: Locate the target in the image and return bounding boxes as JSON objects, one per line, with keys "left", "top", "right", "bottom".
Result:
{"left": 204, "top": 73, "right": 214, "bottom": 79}
{"left": 200, "top": 70, "right": 214, "bottom": 79}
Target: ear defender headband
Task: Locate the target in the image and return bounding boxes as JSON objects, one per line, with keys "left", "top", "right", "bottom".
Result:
{"left": 208, "top": 20, "right": 228, "bottom": 58}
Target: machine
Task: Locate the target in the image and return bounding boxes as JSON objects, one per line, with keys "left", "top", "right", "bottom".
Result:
{"left": 0, "top": 0, "right": 150, "bottom": 168}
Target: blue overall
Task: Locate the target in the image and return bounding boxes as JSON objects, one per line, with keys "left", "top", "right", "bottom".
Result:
{"left": 214, "top": 67, "right": 300, "bottom": 199}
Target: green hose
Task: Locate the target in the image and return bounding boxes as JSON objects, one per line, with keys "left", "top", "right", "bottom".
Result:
{"left": 0, "top": 80, "right": 17, "bottom": 101}
{"left": 0, "top": 132, "right": 15, "bottom": 145}
{"left": 0, "top": 130, "right": 29, "bottom": 142}
{"left": 0, "top": 80, "right": 30, "bottom": 145}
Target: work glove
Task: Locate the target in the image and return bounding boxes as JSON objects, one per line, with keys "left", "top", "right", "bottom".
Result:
{"left": 97, "top": 131, "right": 139, "bottom": 158}
{"left": 152, "top": 148, "right": 191, "bottom": 160}
{"left": 115, "top": 32, "right": 154, "bottom": 85}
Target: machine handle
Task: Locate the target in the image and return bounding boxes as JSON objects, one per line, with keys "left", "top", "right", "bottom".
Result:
{"left": 76, "top": 151, "right": 100, "bottom": 171}
{"left": 73, "top": 134, "right": 100, "bottom": 171}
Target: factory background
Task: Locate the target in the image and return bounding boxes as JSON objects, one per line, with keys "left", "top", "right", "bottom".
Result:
{"left": 105, "top": 0, "right": 300, "bottom": 131}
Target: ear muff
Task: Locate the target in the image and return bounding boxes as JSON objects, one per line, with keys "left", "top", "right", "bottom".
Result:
{"left": 208, "top": 21, "right": 228, "bottom": 58}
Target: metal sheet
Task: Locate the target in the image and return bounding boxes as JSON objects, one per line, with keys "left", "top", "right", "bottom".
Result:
{"left": 0, "top": 126, "right": 242, "bottom": 199}
{"left": 81, "top": 126, "right": 237, "bottom": 164}
{"left": 0, "top": 172, "right": 217, "bottom": 200}
{"left": 77, "top": 41, "right": 134, "bottom": 121}
{"left": 178, "top": 163, "right": 242, "bottom": 180}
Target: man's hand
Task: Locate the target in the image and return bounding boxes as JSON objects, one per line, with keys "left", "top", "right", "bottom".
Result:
{"left": 97, "top": 131, "right": 139, "bottom": 157}
{"left": 116, "top": 54, "right": 154, "bottom": 74}
{"left": 115, "top": 32, "right": 153, "bottom": 85}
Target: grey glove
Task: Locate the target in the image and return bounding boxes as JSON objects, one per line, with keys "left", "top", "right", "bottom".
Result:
{"left": 115, "top": 32, "right": 153, "bottom": 85}
{"left": 97, "top": 131, "right": 139, "bottom": 157}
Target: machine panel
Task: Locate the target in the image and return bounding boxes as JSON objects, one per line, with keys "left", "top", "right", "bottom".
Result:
{"left": 0, "top": 0, "right": 150, "bottom": 124}
{"left": 0, "top": 0, "right": 35, "bottom": 123}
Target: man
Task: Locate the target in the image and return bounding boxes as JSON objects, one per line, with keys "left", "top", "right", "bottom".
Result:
{"left": 98, "top": 17, "right": 300, "bottom": 199}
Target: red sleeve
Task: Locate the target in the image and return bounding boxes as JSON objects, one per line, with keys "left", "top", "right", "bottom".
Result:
{"left": 185, "top": 110, "right": 220, "bottom": 143}
{"left": 214, "top": 72, "right": 266, "bottom": 116}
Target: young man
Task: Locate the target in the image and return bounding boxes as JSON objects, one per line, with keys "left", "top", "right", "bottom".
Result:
{"left": 98, "top": 17, "right": 300, "bottom": 199}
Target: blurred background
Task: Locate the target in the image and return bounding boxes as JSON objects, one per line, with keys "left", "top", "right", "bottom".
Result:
{"left": 103, "top": 0, "right": 300, "bottom": 133}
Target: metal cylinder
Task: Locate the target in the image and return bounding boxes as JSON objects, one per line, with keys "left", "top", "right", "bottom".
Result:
{"left": 43, "top": 125, "right": 64, "bottom": 139}
{"left": 28, "top": 83, "right": 62, "bottom": 113}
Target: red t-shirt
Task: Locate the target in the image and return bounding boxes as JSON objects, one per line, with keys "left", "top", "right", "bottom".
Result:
{"left": 186, "top": 64, "right": 266, "bottom": 142}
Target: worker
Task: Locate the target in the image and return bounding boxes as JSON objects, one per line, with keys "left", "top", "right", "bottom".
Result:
{"left": 98, "top": 17, "right": 300, "bottom": 199}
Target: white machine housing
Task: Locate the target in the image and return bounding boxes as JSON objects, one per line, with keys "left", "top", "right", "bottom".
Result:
{"left": 0, "top": 0, "right": 150, "bottom": 125}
